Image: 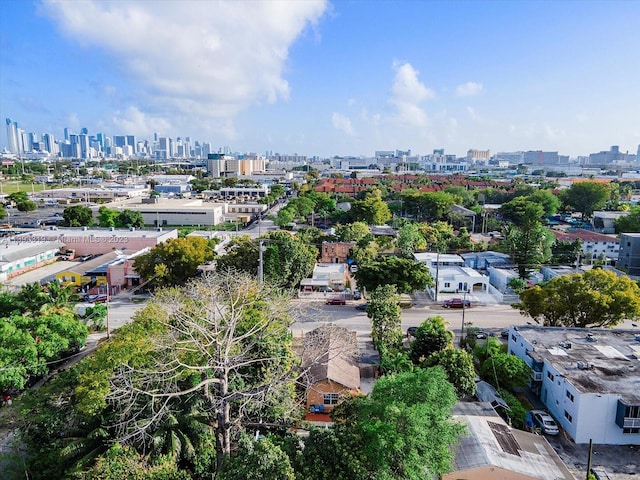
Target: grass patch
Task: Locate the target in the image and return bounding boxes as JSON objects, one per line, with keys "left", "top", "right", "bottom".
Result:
{"left": 0, "top": 182, "right": 48, "bottom": 195}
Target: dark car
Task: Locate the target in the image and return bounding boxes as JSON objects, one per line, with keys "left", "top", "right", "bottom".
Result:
{"left": 326, "top": 297, "right": 346, "bottom": 305}
{"left": 355, "top": 303, "right": 369, "bottom": 311}
{"left": 501, "top": 329, "right": 510, "bottom": 338}
{"left": 353, "top": 290, "right": 362, "bottom": 300}
{"left": 443, "top": 298, "right": 471, "bottom": 308}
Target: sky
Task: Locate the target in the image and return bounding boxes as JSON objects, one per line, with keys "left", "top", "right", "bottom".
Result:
{"left": 1, "top": 0, "right": 639, "bottom": 159}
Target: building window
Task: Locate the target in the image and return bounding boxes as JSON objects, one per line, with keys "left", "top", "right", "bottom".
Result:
{"left": 564, "top": 410, "right": 573, "bottom": 423}
{"left": 547, "top": 371, "right": 555, "bottom": 382}
{"left": 444, "top": 282, "right": 450, "bottom": 288}
{"left": 566, "top": 390, "right": 574, "bottom": 402}
{"left": 323, "top": 393, "right": 339, "bottom": 405}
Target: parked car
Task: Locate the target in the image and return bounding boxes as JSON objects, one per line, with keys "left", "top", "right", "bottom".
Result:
{"left": 530, "top": 410, "right": 560, "bottom": 435}
{"left": 326, "top": 297, "right": 346, "bottom": 305}
{"left": 85, "top": 294, "right": 108, "bottom": 303}
{"left": 501, "top": 329, "right": 510, "bottom": 338}
{"left": 355, "top": 303, "right": 369, "bottom": 311}
{"left": 353, "top": 290, "right": 362, "bottom": 300}
{"left": 443, "top": 298, "right": 471, "bottom": 308}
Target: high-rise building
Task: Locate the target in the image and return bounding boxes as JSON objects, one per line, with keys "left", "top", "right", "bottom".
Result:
{"left": 80, "top": 127, "right": 89, "bottom": 135}
{"left": 42, "top": 133, "right": 55, "bottom": 154}
{"left": 5, "top": 118, "right": 20, "bottom": 154}
{"left": 126, "top": 135, "right": 136, "bottom": 153}
{"left": 79, "top": 134, "right": 90, "bottom": 159}
{"left": 96, "top": 133, "right": 106, "bottom": 151}
{"left": 64, "top": 127, "right": 70, "bottom": 141}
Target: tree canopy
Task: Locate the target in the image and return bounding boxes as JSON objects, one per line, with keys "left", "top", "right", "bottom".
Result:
{"left": 133, "top": 236, "right": 217, "bottom": 286}
{"left": 516, "top": 268, "right": 640, "bottom": 327}
{"left": 63, "top": 205, "right": 94, "bottom": 227}
{"left": 409, "top": 316, "right": 453, "bottom": 364}
{"left": 354, "top": 255, "right": 432, "bottom": 294}
{"left": 560, "top": 182, "right": 609, "bottom": 220}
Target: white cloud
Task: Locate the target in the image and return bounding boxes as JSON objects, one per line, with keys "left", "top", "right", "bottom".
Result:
{"left": 456, "top": 81, "right": 483, "bottom": 96}
{"left": 388, "top": 62, "right": 434, "bottom": 128}
{"left": 40, "top": 0, "right": 327, "bottom": 137}
{"left": 332, "top": 112, "right": 355, "bottom": 136}
{"left": 111, "top": 106, "right": 173, "bottom": 138}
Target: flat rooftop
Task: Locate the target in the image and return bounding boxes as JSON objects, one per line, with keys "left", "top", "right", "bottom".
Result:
{"left": 13, "top": 227, "right": 175, "bottom": 241}
{"left": 514, "top": 326, "right": 640, "bottom": 404}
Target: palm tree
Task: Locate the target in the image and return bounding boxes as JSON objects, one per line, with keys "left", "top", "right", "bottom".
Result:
{"left": 41, "top": 281, "right": 81, "bottom": 316}
{"left": 17, "top": 282, "right": 49, "bottom": 314}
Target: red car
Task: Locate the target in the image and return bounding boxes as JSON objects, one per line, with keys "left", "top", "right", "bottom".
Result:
{"left": 443, "top": 298, "right": 471, "bottom": 308}
{"left": 326, "top": 297, "right": 346, "bottom": 305}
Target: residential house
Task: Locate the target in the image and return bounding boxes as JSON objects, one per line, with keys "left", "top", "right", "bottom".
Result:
{"left": 444, "top": 402, "right": 575, "bottom": 480}
{"left": 300, "top": 263, "right": 349, "bottom": 294}
{"left": 301, "top": 325, "right": 361, "bottom": 414}
{"left": 320, "top": 241, "right": 355, "bottom": 264}
{"left": 461, "top": 251, "right": 511, "bottom": 270}
{"left": 414, "top": 252, "right": 489, "bottom": 296}
{"left": 507, "top": 326, "right": 640, "bottom": 445}
{"left": 540, "top": 265, "right": 585, "bottom": 282}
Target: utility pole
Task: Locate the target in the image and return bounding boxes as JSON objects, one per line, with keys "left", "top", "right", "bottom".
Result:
{"left": 460, "top": 290, "right": 467, "bottom": 347}
{"left": 258, "top": 239, "right": 264, "bottom": 285}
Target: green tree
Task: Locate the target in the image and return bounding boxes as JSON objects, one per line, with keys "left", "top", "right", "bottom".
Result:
{"left": 349, "top": 196, "right": 391, "bottom": 225}
{"left": 116, "top": 209, "right": 145, "bottom": 228}
{"left": 425, "top": 348, "right": 477, "bottom": 398}
{"left": 133, "top": 236, "right": 217, "bottom": 286}
{"left": 0, "top": 203, "right": 6, "bottom": 220}
{"left": 334, "top": 221, "right": 371, "bottom": 242}
{"left": 396, "top": 222, "right": 426, "bottom": 258}
{"left": 507, "top": 277, "right": 527, "bottom": 294}
{"left": 409, "top": 316, "right": 454, "bottom": 364}
{"left": 560, "top": 181, "right": 609, "bottom": 220}
{"left": 8, "top": 191, "right": 37, "bottom": 211}
{"left": 402, "top": 191, "right": 456, "bottom": 222}
{"left": 615, "top": 205, "right": 640, "bottom": 233}
{"left": 274, "top": 207, "right": 295, "bottom": 227}
{"left": 216, "top": 235, "right": 260, "bottom": 275}
{"left": 354, "top": 255, "right": 432, "bottom": 294}
{"left": 97, "top": 206, "right": 119, "bottom": 227}
{"left": 329, "top": 368, "right": 464, "bottom": 479}
{"left": 516, "top": 268, "right": 640, "bottom": 327}
{"left": 503, "top": 223, "right": 554, "bottom": 279}
{"left": 499, "top": 197, "right": 545, "bottom": 227}
{"left": 63, "top": 205, "right": 94, "bottom": 227}
{"left": 527, "top": 189, "right": 561, "bottom": 217}
{"left": 480, "top": 353, "right": 531, "bottom": 390}
{"left": 220, "top": 435, "right": 295, "bottom": 480}
{"left": 16, "top": 282, "right": 49, "bottom": 314}
{"left": 262, "top": 231, "right": 318, "bottom": 288}
{"left": 82, "top": 443, "right": 189, "bottom": 480}
{"left": 367, "top": 284, "right": 402, "bottom": 354}
{"left": 0, "top": 318, "right": 44, "bottom": 390}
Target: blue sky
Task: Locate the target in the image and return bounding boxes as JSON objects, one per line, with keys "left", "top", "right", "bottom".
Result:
{"left": 1, "top": 0, "right": 639, "bottom": 158}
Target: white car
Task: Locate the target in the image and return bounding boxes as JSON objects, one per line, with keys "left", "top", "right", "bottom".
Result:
{"left": 531, "top": 410, "right": 559, "bottom": 435}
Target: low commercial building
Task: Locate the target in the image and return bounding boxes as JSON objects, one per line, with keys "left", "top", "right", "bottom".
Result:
{"left": 0, "top": 240, "right": 62, "bottom": 281}
{"left": 300, "top": 263, "right": 349, "bottom": 295}
{"left": 508, "top": 326, "right": 640, "bottom": 445}
{"left": 12, "top": 227, "right": 177, "bottom": 256}
{"left": 100, "top": 197, "right": 226, "bottom": 227}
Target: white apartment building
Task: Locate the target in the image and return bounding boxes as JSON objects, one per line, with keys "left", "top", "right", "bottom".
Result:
{"left": 508, "top": 326, "right": 640, "bottom": 445}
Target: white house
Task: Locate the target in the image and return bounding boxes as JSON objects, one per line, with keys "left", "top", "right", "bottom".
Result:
{"left": 507, "top": 326, "right": 640, "bottom": 445}
{"left": 414, "top": 252, "right": 489, "bottom": 296}
{"left": 551, "top": 228, "right": 619, "bottom": 262}
{"left": 487, "top": 267, "right": 519, "bottom": 293}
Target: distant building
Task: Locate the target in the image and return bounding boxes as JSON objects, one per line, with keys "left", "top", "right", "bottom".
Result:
{"left": 551, "top": 228, "right": 619, "bottom": 261}
{"left": 508, "top": 326, "right": 640, "bottom": 445}
{"left": 617, "top": 233, "right": 640, "bottom": 275}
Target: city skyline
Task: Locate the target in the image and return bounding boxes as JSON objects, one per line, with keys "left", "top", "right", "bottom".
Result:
{"left": 1, "top": 1, "right": 639, "bottom": 158}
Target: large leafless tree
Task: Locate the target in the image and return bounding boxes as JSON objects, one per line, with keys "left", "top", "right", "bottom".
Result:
{"left": 106, "top": 272, "right": 357, "bottom": 471}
